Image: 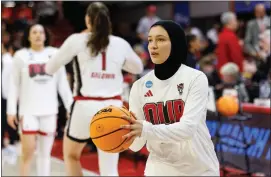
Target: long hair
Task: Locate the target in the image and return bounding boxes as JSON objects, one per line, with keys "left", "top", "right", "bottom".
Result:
{"left": 86, "top": 2, "right": 112, "bottom": 57}
{"left": 22, "top": 24, "right": 51, "bottom": 48}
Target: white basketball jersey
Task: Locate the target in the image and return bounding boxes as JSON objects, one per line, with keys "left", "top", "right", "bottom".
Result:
{"left": 7, "top": 47, "right": 73, "bottom": 116}
{"left": 129, "top": 65, "right": 219, "bottom": 175}
{"left": 46, "top": 33, "right": 143, "bottom": 98}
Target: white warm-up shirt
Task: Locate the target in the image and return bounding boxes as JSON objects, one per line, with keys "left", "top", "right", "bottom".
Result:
{"left": 2, "top": 52, "right": 13, "bottom": 99}
{"left": 129, "top": 64, "right": 220, "bottom": 175}
{"left": 45, "top": 33, "right": 143, "bottom": 98}
{"left": 7, "top": 47, "right": 73, "bottom": 116}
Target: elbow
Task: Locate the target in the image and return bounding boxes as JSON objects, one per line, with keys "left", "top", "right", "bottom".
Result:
{"left": 177, "top": 123, "right": 198, "bottom": 141}
{"left": 132, "top": 62, "right": 144, "bottom": 75}
{"left": 45, "top": 60, "right": 59, "bottom": 75}
{"left": 45, "top": 64, "right": 54, "bottom": 75}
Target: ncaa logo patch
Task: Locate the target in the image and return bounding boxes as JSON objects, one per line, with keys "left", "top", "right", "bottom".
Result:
{"left": 145, "top": 81, "right": 153, "bottom": 88}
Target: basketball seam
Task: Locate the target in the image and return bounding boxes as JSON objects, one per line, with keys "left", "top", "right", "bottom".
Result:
{"left": 118, "top": 108, "right": 130, "bottom": 116}
{"left": 90, "top": 116, "right": 128, "bottom": 126}
{"left": 103, "top": 138, "right": 128, "bottom": 152}
{"left": 90, "top": 127, "right": 123, "bottom": 139}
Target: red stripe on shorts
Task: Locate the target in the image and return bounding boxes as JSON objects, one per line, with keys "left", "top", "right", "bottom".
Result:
{"left": 22, "top": 130, "right": 38, "bottom": 135}
{"left": 74, "top": 95, "right": 122, "bottom": 101}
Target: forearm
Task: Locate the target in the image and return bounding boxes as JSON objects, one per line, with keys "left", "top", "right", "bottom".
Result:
{"left": 7, "top": 80, "right": 19, "bottom": 115}
{"left": 129, "top": 136, "right": 146, "bottom": 152}
{"left": 58, "top": 69, "right": 73, "bottom": 113}
{"left": 141, "top": 120, "right": 198, "bottom": 142}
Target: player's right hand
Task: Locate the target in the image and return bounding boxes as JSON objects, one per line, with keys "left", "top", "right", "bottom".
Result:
{"left": 7, "top": 115, "right": 18, "bottom": 130}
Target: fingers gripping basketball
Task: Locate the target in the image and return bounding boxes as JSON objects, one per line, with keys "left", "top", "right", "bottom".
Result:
{"left": 90, "top": 106, "right": 135, "bottom": 153}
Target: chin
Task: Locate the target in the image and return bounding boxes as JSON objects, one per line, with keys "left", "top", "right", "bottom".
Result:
{"left": 35, "top": 43, "right": 45, "bottom": 47}
{"left": 151, "top": 58, "right": 164, "bottom": 64}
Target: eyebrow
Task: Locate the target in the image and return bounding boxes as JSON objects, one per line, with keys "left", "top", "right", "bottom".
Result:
{"left": 148, "top": 35, "right": 167, "bottom": 38}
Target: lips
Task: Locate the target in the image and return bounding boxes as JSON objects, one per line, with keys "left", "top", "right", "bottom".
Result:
{"left": 151, "top": 52, "right": 159, "bottom": 56}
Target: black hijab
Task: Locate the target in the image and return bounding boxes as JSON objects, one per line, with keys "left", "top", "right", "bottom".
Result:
{"left": 150, "top": 20, "right": 187, "bottom": 80}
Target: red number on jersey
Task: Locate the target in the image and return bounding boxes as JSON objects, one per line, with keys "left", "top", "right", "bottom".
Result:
{"left": 28, "top": 64, "right": 48, "bottom": 77}
{"left": 143, "top": 99, "right": 185, "bottom": 125}
{"left": 40, "top": 64, "right": 46, "bottom": 75}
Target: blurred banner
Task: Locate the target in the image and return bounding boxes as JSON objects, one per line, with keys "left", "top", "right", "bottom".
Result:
{"left": 173, "top": 1, "right": 190, "bottom": 27}
{"left": 207, "top": 111, "right": 270, "bottom": 175}
{"left": 234, "top": 1, "right": 271, "bottom": 13}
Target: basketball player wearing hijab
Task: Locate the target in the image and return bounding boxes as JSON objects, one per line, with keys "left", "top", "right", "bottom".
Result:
{"left": 45, "top": 2, "right": 143, "bottom": 176}
{"left": 7, "top": 24, "right": 73, "bottom": 176}
{"left": 121, "top": 20, "right": 220, "bottom": 176}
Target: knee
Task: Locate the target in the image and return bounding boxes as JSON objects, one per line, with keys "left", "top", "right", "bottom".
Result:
{"left": 21, "top": 144, "right": 35, "bottom": 161}
{"left": 63, "top": 135, "right": 83, "bottom": 162}
{"left": 64, "top": 151, "right": 81, "bottom": 162}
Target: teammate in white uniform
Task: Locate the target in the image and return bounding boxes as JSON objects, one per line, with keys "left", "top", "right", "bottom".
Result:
{"left": 45, "top": 2, "right": 143, "bottom": 176}
{"left": 121, "top": 21, "right": 220, "bottom": 176}
{"left": 7, "top": 24, "right": 73, "bottom": 176}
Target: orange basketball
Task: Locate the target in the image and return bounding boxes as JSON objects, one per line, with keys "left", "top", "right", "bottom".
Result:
{"left": 89, "top": 106, "right": 134, "bottom": 153}
{"left": 216, "top": 96, "right": 239, "bottom": 117}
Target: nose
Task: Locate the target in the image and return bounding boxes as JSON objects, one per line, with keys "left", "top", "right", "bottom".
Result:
{"left": 149, "top": 41, "right": 158, "bottom": 50}
{"left": 36, "top": 34, "right": 42, "bottom": 39}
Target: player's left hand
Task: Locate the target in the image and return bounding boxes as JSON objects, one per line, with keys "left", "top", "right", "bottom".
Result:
{"left": 121, "top": 113, "right": 144, "bottom": 139}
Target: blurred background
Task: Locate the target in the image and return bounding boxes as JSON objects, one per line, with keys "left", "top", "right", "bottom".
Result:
{"left": 1, "top": 1, "right": 270, "bottom": 176}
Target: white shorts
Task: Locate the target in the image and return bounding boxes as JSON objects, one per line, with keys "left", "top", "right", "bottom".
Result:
{"left": 66, "top": 99, "right": 123, "bottom": 143}
{"left": 19, "top": 114, "right": 57, "bottom": 136}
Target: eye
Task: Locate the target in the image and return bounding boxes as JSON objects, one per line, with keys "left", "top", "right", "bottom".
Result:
{"left": 148, "top": 39, "right": 153, "bottom": 43}
{"left": 157, "top": 38, "right": 165, "bottom": 42}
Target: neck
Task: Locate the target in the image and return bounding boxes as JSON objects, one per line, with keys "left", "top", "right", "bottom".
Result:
{"left": 155, "top": 63, "right": 180, "bottom": 80}
{"left": 225, "top": 26, "right": 234, "bottom": 31}
{"left": 257, "top": 16, "right": 265, "bottom": 20}
{"left": 31, "top": 45, "right": 44, "bottom": 51}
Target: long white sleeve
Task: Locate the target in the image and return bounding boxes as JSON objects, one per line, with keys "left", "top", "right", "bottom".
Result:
{"left": 122, "top": 41, "right": 144, "bottom": 75}
{"left": 57, "top": 67, "right": 73, "bottom": 113}
{"left": 45, "top": 34, "right": 78, "bottom": 75}
{"left": 7, "top": 54, "right": 22, "bottom": 115}
{"left": 2, "top": 53, "right": 13, "bottom": 99}
{"left": 128, "top": 81, "right": 147, "bottom": 152}
{"left": 142, "top": 74, "right": 209, "bottom": 142}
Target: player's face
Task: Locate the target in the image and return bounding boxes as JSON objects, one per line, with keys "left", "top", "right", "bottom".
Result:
{"left": 148, "top": 26, "right": 171, "bottom": 64}
{"left": 28, "top": 24, "right": 46, "bottom": 47}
